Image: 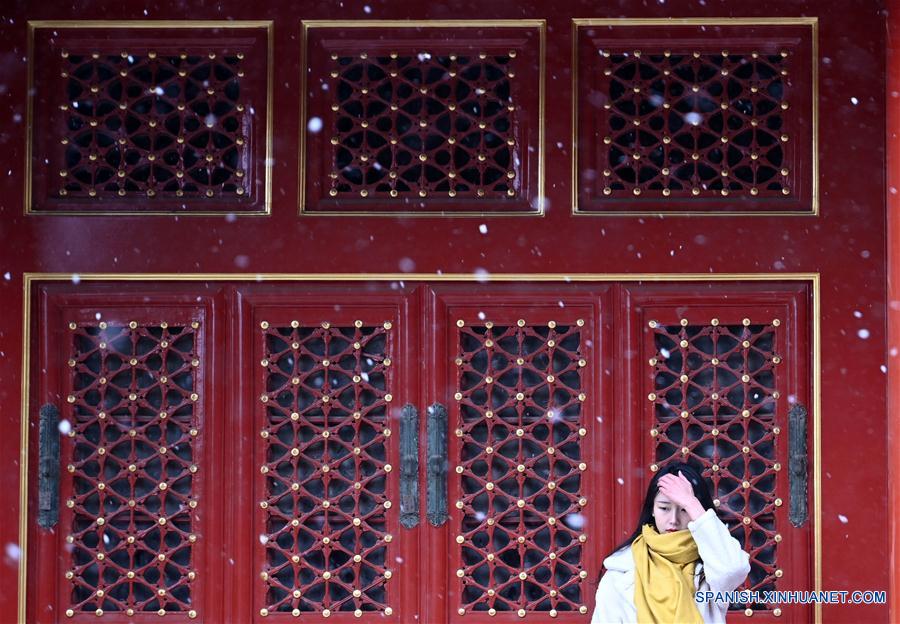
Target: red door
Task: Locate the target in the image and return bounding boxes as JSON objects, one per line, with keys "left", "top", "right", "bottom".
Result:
{"left": 27, "top": 280, "right": 813, "bottom": 622}
{"left": 32, "top": 286, "right": 220, "bottom": 621}
{"left": 3, "top": 3, "right": 887, "bottom": 623}
{"left": 625, "top": 284, "right": 813, "bottom": 622}
{"left": 239, "top": 290, "right": 418, "bottom": 621}
{"left": 431, "top": 286, "right": 609, "bottom": 622}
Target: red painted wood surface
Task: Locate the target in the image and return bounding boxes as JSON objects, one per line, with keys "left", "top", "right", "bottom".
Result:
{"left": 16, "top": 280, "right": 834, "bottom": 623}
{"left": 27, "top": 24, "right": 271, "bottom": 214}
{"left": 627, "top": 284, "right": 812, "bottom": 622}
{"left": 302, "top": 23, "right": 544, "bottom": 215}
{"left": 28, "top": 282, "right": 813, "bottom": 623}
{"left": 432, "top": 287, "right": 605, "bottom": 622}
{"left": 0, "top": 1, "right": 888, "bottom": 623}
{"left": 886, "top": 1, "right": 899, "bottom": 622}
{"left": 574, "top": 22, "right": 815, "bottom": 213}
{"left": 31, "top": 286, "right": 222, "bottom": 622}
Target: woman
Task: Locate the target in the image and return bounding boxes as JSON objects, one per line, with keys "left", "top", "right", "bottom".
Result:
{"left": 591, "top": 462, "right": 751, "bottom": 623}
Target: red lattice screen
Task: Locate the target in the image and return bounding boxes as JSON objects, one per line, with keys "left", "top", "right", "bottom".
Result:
{"left": 63, "top": 320, "right": 202, "bottom": 617}
{"left": 256, "top": 319, "right": 396, "bottom": 618}
{"left": 647, "top": 317, "right": 783, "bottom": 612}
{"left": 575, "top": 21, "right": 815, "bottom": 214}
{"left": 328, "top": 51, "right": 518, "bottom": 200}
{"left": 35, "top": 285, "right": 811, "bottom": 623}
{"left": 451, "top": 318, "right": 589, "bottom": 618}
{"left": 28, "top": 23, "right": 271, "bottom": 213}
{"left": 302, "top": 23, "right": 544, "bottom": 215}
{"left": 599, "top": 50, "right": 792, "bottom": 198}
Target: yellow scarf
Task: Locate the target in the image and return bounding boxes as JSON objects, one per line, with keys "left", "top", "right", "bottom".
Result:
{"left": 631, "top": 524, "right": 703, "bottom": 624}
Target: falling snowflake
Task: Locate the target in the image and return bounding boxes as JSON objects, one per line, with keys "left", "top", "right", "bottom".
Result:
{"left": 683, "top": 112, "right": 702, "bottom": 126}
{"left": 5, "top": 543, "right": 20, "bottom": 561}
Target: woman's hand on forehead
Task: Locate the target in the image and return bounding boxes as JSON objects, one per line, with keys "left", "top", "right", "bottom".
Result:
{"left": 657, "top": 472, "right": 706, "bottom": 521}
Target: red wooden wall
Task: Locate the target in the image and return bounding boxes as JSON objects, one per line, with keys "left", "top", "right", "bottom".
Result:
{"left": 0, "top": 0, "right": 888, "bottom": 621}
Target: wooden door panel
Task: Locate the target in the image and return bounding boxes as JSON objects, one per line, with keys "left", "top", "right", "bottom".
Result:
{"left": 27, "top": 281, "right": 813, "bottom": 624}
{"left": 32, "top": 290, "right": 218, "bottom": 623}
{"left": 240, "top": 292, "right": 417, "bottom": 623}
{"left": 430, "top": 288, "right": 610, "bottom": 623}
{"left": 624, "top": 285, "right": 812, "bottom": 623}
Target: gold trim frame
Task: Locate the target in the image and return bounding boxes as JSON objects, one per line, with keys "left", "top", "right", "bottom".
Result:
{"left": 17, "top": 272, "right": 820, "bottom": 624}
{"left": 24, "top": 20, "right": 275, "bottom": 216}
{"left": 298, "top": 20, "right": 546, "bottom": 217}
{"left": 571, "top": 17, "right": 819, "bottom": 217}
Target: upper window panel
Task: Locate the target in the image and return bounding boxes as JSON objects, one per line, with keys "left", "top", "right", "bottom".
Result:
{"left": 26, "top": 21, "right": 272, "bottom": 215}
{"left": 300, "top": 21, "right": 545, "bottom": 216}
{"left": 573, "top": 19, "right": 817, "bottom": 216}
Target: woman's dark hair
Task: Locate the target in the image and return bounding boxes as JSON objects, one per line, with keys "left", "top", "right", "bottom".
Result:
{"left": 605, "top": 461, "right": 716, "bottom": 560}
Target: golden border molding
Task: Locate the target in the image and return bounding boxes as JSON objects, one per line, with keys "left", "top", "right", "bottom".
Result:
{"left": 16, "top": 272, "right": 820, "bottom": 624}
{"left": 298, "top": 20, "right": 546, "bottom": 218}
{"left": 570, "top": 17, "right": 819, "bottom": 217}
{"left": 24, "top": 20, "right": 274, "bottom": 217}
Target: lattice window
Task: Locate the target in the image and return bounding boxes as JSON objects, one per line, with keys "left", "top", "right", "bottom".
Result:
{"left": 63, "top": 320, "right": 201, "bottom": 618}
{"left": 328, "top": 52, "right": 517, "bottom": 200}
{"left": 302, "top": 23, "right": 544, "bottom": 215}
{"left": 599, "top": 50, "right": 791, "bottom": 199}
{"left": 647, "top": 317, "right": 782, "bottom": 610}
{"left": 574, "top": 20, "right": 815, "bottom": 214}
{"left": 257, "top": 320, "right": 395, "bottom": 618}
{"left": 28, "top": 23, "right": 271, "bottom": 213}
{"left": 58, "top": 50, "right": 248, "bottom": 200}
{"left": 453, "top": 319, "right": 590, "bottom": 618}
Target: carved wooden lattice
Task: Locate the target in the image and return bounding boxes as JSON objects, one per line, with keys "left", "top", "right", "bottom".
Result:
{"left": 56, "top": 49, "right": 249, "bottom": 201}
{"left": 64, "top": 321, "right": 201, "bottom": 618}
{"left": 575, "top": 21, "right": 815, "bottom": 213}
{"left": 328, "top": 51, "right": 518, "bottom": 200}
{"left": 28, "top": 24, "right": 271, "bottom": 213}
{"left": 257, "top": 320, "right": 395, "bottom": 618}
{"left": 649, "top": 318, "right": 782, "bottom": 609}
{"left": 597, "top": 49, "right": 792, "bottom": 199}
{"left": 453, "top": 320, "right": 589, "bottom": 618}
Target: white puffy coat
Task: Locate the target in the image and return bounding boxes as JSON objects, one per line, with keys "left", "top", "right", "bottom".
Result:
{"left": 591, "top": 509, "right": 751, "bottom": 624}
